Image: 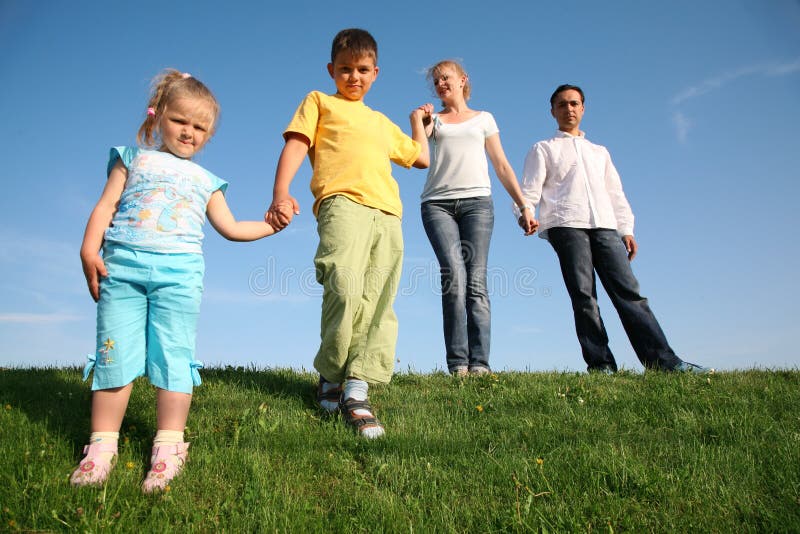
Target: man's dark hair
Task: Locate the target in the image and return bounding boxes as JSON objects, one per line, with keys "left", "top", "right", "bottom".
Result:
{"left": 331, "top": 28, "right": 378, "bottom": 63}
{"left": 550, "top": 84, "right": 585, "bottom": 106}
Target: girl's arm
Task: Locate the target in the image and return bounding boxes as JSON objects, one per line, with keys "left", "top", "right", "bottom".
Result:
{"left": 79, "top": 160, "right": 127, "bottom": 301}
{"left": 485, "top": 133, "right": 538, "bottom": 236}
{"left": 207, "top": 190, "right": 278, "bottom": 242}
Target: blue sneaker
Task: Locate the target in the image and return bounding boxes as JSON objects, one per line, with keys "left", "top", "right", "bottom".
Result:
{"left": 674, "top": 361, "right": 714, "bottom": 374}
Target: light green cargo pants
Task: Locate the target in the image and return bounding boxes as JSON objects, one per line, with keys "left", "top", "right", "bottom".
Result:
{"left": 313, "top": 195, "right": 403, "bottom": 384}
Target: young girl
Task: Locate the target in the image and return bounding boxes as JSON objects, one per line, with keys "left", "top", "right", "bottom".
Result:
{"left": 416, "top": 60, "right": 537, "bottom": 377}
{"left": 71, "top": 69, "right": 287, "bottom": 492}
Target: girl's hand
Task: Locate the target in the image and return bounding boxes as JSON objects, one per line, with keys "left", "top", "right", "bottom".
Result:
{"left": 81, "top": 253, "right": 108, "bottom": 302}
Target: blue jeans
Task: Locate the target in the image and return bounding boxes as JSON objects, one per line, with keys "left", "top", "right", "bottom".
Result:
{"left": 547, "top": 227, "right": 681, "bottom": 371}
{"left": 421, "top": 196, "right": 494, "bottom": 372}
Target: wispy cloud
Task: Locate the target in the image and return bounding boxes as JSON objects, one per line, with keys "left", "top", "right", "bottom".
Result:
{"left": 670, "top": 57, "right": 800, "bottom": 141}
{"left": 672, "top": 58, "right": 800, "bottom": 106}
{"left": 672, "top": 112, "right": 692, "bottom": 144}
{"left": 0, "top": 313, "right": 82, "bottom": 323}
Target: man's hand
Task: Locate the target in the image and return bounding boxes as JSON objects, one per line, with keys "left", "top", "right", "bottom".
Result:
{"left": 517, "top": 212, "right": 539, "bottom": 236}
{"left": 622, "top": 235, "right": 638, "bottom": 261}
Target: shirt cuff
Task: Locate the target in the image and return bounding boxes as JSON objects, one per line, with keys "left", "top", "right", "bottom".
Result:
{"left": 512, "top": 202, "right": 534, "bottom": 218}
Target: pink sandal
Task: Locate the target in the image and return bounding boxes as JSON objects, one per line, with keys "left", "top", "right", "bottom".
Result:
{"left": 70, "top": 442, "right": 118, "bottom": 487}
{"left": 141, "top": 442, "right": 190, "bottom": 493}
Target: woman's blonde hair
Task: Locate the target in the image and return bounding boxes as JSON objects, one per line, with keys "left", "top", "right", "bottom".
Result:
{"left": 137, "top": 69, "right": 220, "bottom": 147}
{"left": 426, "top": 59, "right": 471, "bottom": 105}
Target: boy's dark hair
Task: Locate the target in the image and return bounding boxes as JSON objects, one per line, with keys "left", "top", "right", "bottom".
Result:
{"left": 331, "top": 28, "right": 378, "bottom": 63}
{"left": 550, "top": 84, "right": 585, "bottom": 106}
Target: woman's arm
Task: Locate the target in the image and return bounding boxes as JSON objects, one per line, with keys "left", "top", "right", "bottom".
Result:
{"left": 486, "top": 133, "right": 538, "bottom": 235}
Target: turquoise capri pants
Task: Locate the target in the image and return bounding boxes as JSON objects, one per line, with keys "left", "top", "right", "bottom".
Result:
{"left": 83, "top": 244, "right": 205, "bottom": 394}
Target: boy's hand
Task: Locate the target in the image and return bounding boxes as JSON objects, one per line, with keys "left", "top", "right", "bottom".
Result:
{"left": 411, "top": 103, "right": 434, "bottom": 124}
{"left": 81, "top": 253, "right": 107, "bottom": 302}
{"left": 266, "top": 196, "right": 300, "bottom": 230}
{"left": 518, "top": 211, "right": 539, "bottom": 236}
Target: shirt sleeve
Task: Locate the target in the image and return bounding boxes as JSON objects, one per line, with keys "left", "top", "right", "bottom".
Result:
{"left": 602, "top": 149, "right": 634, "bottom": 235}
{"left": 387, "top": 119, "right": 421, "bottom": 169}
{"left": 514, "top": 143, "right": 547, "bottom": 217}
{"left": 205, "top": 169, "right": 229, "bottom": 195}
{"left": 482, "top": 112, "right": 500, "bottom": 138}
{"left": 107, "top": 146, "right": 139, "bottom": 177}
{"left": 283, "top": 92, "right": 320, "bottom": 146}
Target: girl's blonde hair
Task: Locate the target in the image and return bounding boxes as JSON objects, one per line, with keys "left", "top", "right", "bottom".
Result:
{"left": 426, "top": 59, "right": 471, "bottom": 105}
{"left": 137, "top": 69, "right": 220, "bottom": 148}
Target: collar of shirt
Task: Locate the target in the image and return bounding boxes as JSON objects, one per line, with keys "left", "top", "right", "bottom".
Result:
{"left": 554, "top": 130, "right": 585, "bottom": 139}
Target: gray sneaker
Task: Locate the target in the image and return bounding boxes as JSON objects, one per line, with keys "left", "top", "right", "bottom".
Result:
{"left": 450, "top": 366, "right": 468, "bottom": 378}
{"left": 674, "top": 361, "right": 714, "bottom": 374}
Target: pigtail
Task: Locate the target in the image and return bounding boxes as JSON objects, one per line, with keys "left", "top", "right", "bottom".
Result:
{"left": 136, "top": 69, "right": 219, "bottom": 148}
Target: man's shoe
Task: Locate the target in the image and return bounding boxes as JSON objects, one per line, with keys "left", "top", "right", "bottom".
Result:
{"left": 450, "top": 366, "right": 468, "bottom": 378}
{"left": 588, "top": 365, "right": 616, "bottom": 375}
{"left": 674, "top": 361, "right": 714, "bottom": 374}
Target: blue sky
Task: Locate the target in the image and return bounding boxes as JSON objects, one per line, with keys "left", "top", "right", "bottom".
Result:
{"left": 1, "top": 1, "right": 798, "bottom": 373}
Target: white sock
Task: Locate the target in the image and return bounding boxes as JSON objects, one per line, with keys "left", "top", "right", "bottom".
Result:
{"left": 153, "top": 429, "right": 184, "bottom": 447}
{"left": 343, "top": 378, "right": 368, "bottom": 402}
{"left": 343, "top": 379, "right": 385, "bottom": 439}
{"left": 90, "top": 431, "right": 119, "bottom": 444}
{"left": 88, "top": 432, "right": 118, "bottom": 463}
{"left": 319, "top": 379, "right": 341, "bottom": 412}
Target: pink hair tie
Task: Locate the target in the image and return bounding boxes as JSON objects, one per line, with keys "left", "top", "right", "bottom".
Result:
{"left": 146, "top": 107, "right": 156, "bottom": 117}
{"left": 182, "top": 72, "right": 191, "bottom": 79}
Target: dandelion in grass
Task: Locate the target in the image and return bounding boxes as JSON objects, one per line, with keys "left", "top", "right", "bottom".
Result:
{"left": 476, "top": 405, "right": 484, "bottom": 413}
{"left": 126, "top": 461, "right": 135, "bottom": 470}
{"left": 536, "top": 457, "right": 544, "bottom": 466}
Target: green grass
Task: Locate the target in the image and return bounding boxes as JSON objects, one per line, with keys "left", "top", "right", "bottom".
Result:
{"left": 1, "top": 367, "right": 799, "bottom": 532}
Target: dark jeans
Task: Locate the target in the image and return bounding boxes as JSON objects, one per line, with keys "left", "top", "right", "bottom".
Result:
{"left": 547, "top": 227, "right": 681, "bottom": 371}
{"left": 421, "top": 197, "right": 494, "bottom": 372}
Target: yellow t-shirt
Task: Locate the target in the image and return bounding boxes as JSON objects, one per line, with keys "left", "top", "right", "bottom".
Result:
{"left": 285, "top": 91, "right": 421, "bottom": 218}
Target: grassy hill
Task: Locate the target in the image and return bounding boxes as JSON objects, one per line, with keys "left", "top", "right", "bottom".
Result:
{"left": 1, "top": 367, "right": 798, "bottom": 532}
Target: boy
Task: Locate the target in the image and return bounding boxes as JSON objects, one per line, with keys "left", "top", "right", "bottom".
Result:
{"left": 266, "top": 29, "right": 430, "bottom": 438}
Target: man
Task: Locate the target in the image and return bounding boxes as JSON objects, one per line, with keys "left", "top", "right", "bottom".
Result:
{"left": 517, "top": 84, "right": 709, "bottom": 373}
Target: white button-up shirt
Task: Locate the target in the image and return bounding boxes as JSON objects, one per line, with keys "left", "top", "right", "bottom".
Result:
{"left": 516, "top": 130, "right": 634, "bottom": 240}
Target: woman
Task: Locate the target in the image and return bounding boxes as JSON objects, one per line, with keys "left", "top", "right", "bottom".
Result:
{"left": 417, "top": 60, "right": 537, "bottom": 376}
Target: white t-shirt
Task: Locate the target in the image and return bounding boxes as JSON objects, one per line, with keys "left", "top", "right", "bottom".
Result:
{"left": 420, "top": 111, "right": 499, "bottom": 202}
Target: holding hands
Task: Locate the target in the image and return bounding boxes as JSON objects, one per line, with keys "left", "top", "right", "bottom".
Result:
{"left": 265, "top": 198, "right": 299, "bottom": 231}
{"left": 412, "top": 103, "right": 435, "bottom": 124}
{"left": 517, "top": 209, "right": 539, "bottom": 236}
